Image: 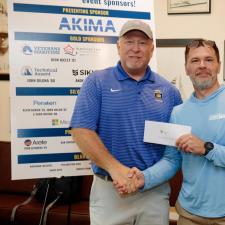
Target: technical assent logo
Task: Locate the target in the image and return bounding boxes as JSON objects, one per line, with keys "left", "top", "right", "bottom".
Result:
{"left": 21, "top": 66, "right": 57, "bottom": 77}
{"left": 21, "top": 66, "right": 33, "bottom": 76}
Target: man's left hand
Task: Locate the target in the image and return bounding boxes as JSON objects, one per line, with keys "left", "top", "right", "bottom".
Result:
{"left": 176, "top": 133, "right": 205, "bottom": 155}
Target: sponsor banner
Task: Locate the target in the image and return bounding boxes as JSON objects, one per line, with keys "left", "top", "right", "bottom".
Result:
{"left": 8, "top": 0, "right": 156, "bottom": 179}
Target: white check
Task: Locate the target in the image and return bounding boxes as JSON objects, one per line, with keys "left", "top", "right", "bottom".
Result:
{"left": 144, "top": 121, "right": 191, "bottom": 146}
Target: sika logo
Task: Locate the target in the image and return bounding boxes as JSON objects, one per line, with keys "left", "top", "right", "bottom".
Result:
{"left": 64, "top": 44, "right": 76, "bottom": 56}
{"left": 72, "top": 69, "right": 93, "bottom": 76}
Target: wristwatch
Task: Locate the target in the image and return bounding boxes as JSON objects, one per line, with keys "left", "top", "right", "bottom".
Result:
{"left": 203, "top": 142, "right": 214, "bottom": 156}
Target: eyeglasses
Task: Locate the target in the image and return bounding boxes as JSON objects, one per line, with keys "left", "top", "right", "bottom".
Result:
{"left": 185, "top": 39, "right": 220, "bottom": 63}
{"left": 186, "top": 39, "right": 215, "bottom": 49}
{"left": 123, "top": 39, "right": 150, "bottom": 48}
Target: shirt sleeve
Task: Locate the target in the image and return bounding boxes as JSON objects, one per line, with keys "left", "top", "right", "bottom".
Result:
{"left": 70, "top": 73, "right": 101, "bottom": 131}
{"left": 141, "top": 145, "right": 182, "bottom": 191}
{"left": 205, "top": 143, "right": 225, "bottom": 167}
{"left": 174, "top": 86, "right": 183, "bottom": 107}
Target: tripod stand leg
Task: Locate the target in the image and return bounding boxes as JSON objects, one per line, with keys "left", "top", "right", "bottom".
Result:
{"left": 43, "top": 194, "right": 61, "bottom": 225}
{"left": 39, "top": 178, "right": 51, "bottom": 225}
{"left": 66, "top": 177, "right": 74, "bottom": 225}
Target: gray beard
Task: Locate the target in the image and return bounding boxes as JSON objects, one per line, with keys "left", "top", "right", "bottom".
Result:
{"left": 190, "top": 77, "right": 214, "bottom": 90}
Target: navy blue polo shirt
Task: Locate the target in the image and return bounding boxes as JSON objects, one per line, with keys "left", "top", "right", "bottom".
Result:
{"left": 70, "top": 62, "right": 182, "bottom": 176}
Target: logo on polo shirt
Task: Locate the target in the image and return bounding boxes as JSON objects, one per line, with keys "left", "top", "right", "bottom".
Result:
{"left": 154, "top": 89, "right": 163, "bottom": 101}
{"left": 110, "top": 88, "right": 121, "bottom": 92}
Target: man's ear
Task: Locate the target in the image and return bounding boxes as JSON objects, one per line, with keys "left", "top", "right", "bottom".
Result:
{"left": 185, "top": 63, "right": 189, "bottom": 77}
{"left": 151, "top": 43, "right": 154, "bottom": 52}
{"left": 148, "top": 43, "right": 154, "bottom": 59}
{"left": 116, "top": 40, "right": 120, "bottom": 55}
{"left": 217, "top": 61, "right": 221, "bottom": 74}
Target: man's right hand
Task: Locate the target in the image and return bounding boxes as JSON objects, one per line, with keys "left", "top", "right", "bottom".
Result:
{"left": 113, "top": 167, "right": 145, "bottom": 196}
{"left": 110, "top": 164, "right": 137, "bottom": 196}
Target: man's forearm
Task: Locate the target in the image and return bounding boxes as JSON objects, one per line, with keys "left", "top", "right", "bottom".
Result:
{"left": 71, "top": 127, "right": 136, "bottom": 190}
{"left": 71, "top": 127, "right": 120, "bottom": 173}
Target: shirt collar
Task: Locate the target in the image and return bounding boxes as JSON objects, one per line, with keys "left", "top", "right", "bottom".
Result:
{"left": 116, "top": 61, "right": 155, "bottom": 82}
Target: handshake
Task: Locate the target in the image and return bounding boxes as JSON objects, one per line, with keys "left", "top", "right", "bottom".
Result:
{"left": 112, "top": 167, "right": 145, "bottom": 197}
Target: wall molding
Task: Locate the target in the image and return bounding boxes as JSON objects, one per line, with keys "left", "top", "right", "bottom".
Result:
{"left": 0, "top": 74, "right": 10, "bottom": 81}
{"left": 156, "top": 38, "right": 192, "bottom": 47}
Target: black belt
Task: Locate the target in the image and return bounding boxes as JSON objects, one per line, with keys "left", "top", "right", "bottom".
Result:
{"left": 95, "top": 174, "right": 113, "bottom": 182}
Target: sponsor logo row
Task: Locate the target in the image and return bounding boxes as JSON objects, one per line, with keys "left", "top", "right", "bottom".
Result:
{"left": 22, "top": 44, "right": 101, "bottom": 56}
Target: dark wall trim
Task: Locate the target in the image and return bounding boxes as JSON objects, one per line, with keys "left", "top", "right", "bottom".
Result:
{"left": 0, "top": 74, "right": 10, "bottom": 81}
{"left": 156, "top": 38, "right": 192, "bottom": 47}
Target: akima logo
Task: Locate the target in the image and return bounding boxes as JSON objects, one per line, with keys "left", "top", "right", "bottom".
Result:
{"left": 59, "top": 17, "right": 116, "bottom": 33}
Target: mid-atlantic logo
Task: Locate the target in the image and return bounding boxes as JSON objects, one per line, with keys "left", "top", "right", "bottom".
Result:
{"left": 24, "top": 139, "right": 47, "bottom": 150}
{"left": 22, "top": 45, "right": 60, "bottom": 55}
{"left": 52, "top": 119, "right": 70, "bottom": 126}
{"left": 64, "top": 44, "right": 77, "bottom": 56}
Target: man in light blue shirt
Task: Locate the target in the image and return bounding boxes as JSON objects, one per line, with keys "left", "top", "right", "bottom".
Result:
{"left": 118, "top": 39, "right": 225, "bottom": 225}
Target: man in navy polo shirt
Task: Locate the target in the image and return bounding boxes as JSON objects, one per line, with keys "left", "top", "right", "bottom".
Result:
{"left": 70, "top": 20, "right": 182, "bottom": 225}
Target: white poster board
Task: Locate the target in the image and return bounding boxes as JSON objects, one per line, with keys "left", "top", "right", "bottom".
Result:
{"left": 8, "top": 0, "right": 156, "bottom": 180}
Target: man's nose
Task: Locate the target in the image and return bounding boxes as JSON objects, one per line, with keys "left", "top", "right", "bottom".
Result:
{"left": 131, "top": 42, "right": 141, "bottom": 51}
{"left": 199, "top": 60, "right": 207, "bottom": 67}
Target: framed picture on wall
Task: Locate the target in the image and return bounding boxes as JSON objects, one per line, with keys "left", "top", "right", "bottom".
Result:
{"left": 0, "top": 0, "right": 9, "bottom": 80}
{"left": 168, "top": 0, "right": 211, "bottom": 14}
